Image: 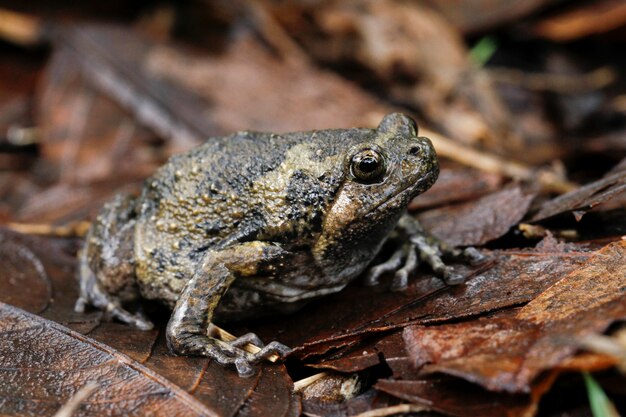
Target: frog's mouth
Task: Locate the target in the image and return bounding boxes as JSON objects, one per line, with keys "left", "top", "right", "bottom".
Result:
{"left": 371, "top": 170, "right": 437, "bottom": 214}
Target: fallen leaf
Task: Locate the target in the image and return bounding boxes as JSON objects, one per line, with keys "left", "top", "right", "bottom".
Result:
{"left": 418, "top": 185, "right": 535, "bottom": 246}
{"left": 533, "top": 0, "right": 626, "bottom": 41}
{"left": 532, "top": 168, "right": 626, "bottom": 222}
{"left": 403, "top": 240, "right": 626, "bottom": 393}
{"left": 0, "top": 302, "right": 214, "bottom": 417}
{"left": 420, "top": 0, "right": 562, "bottom": 34}
{"left": 375, "top": 376, "right": 535, "bottom": 417}
{"left": 257, "top": 239, "right": 592, "bottom": 362}
{"left": 409, "top": 166, "right": 503, "bottom": 210}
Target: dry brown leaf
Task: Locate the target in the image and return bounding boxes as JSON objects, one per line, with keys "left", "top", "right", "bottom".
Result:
{"left": 418, "top": 184, "right": 535, "bottom": 246}
{"left": 532, "top": 168, "right": 626, "bottom": 222}
{"left": 403, "top": 240, "right": 626, "bottom": 393}
{"left": 0, "top": 302, "right": 214, "bottom": 417}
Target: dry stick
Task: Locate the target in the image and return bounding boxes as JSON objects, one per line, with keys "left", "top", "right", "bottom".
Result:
{"left": 423, "top": 127, "right": 578, "bottom": 194}
{"left": 52, "top": 382, "right": 98, "bottom": 417}
{"left": 6, "top": 221, "right": 91, "bottom": 238}
{"left": 487, "top": 66, "right": 616, "bottom": 94}
{"left": 293, "top": 372, "right": 330, "bottom": 391}
{"left": 0, "top": 8, "right": 44, "bottom": 46}
{"left": 352, "top": 404, "right": 429, "bottom": 417}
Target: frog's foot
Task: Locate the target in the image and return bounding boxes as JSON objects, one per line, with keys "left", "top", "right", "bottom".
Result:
{"left": 104, "top": 302, "right": 154, "bottom": 331}
{"left": 226, "top": 332, "right": 292, "bottom": 365}
{"left": 168, "top": 331, "right": 291, "bottom": 377}
{"left": 75, "top": 263, "right": 154, "bottom": 330}
{"left": 407, "top": 233, "right": 485, "bottom": 287}
{"left": 364, "top": 216, "right": 486, "bottom": 290}
{"left": 75, "top": 293, "right": 154, "bottom": 330}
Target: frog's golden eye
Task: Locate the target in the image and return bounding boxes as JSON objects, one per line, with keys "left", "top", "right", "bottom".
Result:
{"left": 350, "top": 149, "right": 387, "bottom": 183}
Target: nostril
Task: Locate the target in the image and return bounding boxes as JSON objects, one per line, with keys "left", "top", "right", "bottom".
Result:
{"left": 408, "top": 146, "right": 421, "bottom": 156}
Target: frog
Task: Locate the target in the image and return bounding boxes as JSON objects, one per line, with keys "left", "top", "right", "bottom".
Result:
{"left": 75, "top": 113, "right": 481, "bottom": 376}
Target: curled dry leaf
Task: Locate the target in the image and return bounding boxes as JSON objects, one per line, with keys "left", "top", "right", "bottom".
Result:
{"left": 418, "top": 185, "right": 535, "bottom": 247}
{"left": 403, "top": 240, "right": 626, "bottom": 393}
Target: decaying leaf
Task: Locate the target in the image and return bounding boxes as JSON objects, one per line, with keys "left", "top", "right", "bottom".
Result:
{"left": 418, "top": 184, "right": 535, "bottom": 246}
{"left": 532, "top": 166, "right": 626, "bottom": 222}
{"left": 403, "top": 240, "right": 626, "bottom": 393}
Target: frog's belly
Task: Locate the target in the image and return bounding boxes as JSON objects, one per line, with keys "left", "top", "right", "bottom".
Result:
{"left": 214, "top": 281, "right": 348, "bottom": 322}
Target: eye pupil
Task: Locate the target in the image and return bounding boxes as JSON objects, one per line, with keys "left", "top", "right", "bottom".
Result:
{"left": 358, "top": 157, "right": 378, "bottom": 173}
{"left": 350, "top": 149, "right": 386, "bottom": 183}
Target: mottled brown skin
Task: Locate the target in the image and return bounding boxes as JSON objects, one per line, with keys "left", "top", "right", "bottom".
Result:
{"left": 76, "top": 113, "right": 475, "bottom": 376}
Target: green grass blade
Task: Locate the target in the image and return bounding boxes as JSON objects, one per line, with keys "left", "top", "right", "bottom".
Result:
{"left": 583, "top": 372, "right": 621, "bottom": 417}
{"left": 469, "top": 36, "right": 497, "bottom": 67}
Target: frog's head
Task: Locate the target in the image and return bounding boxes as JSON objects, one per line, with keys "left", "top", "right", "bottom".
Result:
{"left": 313, "top": 113, "right": 438, "bottom": 279}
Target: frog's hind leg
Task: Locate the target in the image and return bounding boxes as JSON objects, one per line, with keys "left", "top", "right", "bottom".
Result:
{"left": 75, "top": 194, "right": 154, "bottom": 331}
{"left": 166, "top": 242, "right": 291, "bottom": 377}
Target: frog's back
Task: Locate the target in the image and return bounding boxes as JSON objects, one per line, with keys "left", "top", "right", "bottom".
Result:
{"left": 133, "top": 128, "right": 371, "bottom": 304}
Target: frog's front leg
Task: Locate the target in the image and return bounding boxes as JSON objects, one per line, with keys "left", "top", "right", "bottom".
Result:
{"left": 166, "top": 241, "right": 292, "bottom": 377}
{"left": 364, "top": 215, "right": 485, "bottom": 290}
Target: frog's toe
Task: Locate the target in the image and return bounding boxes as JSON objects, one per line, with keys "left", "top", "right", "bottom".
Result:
{"left": 234, "top": 358, "right": 255, "bottom": 377}
{"left": 74, "top": 296, "right": 87, "bottom": 313}
{"left": 462, "top": 246, "right": 487, "bottom": 264}
{"left": 229, "top": 332, "right": 265, "bottom": 348}
{"left": 363, "top": 246, "right": 405, "bottom": 286}
{"left": 203, "top": 341, "right": 256, "bottom": 377}
{"left": 390, "top": 245, "right": 418, "bottom": 291}
{"left": 250, "top": 341, "right": 292, "bottom": 364}
{"left": 107, "top": 303, "right": 154, "bottom": 330}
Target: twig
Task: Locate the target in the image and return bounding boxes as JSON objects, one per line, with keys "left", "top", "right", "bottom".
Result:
{"left": 53, "top": 382, "right": 98, "bottom": 417}
{"left": 352, "top": 404, "right": 429, "bottom": 417}
{"left": 6, "top": 221, "right": 91, "bottom": 238}
{"left": 487, "top": 66, "right": 615, "bottom": 94}
{"left": 0, "top": 8, "right": 44, "bottom": 46}
{"left": 208, "top": 323, "right": 280, "bottom": 362}
{"left": 423, "top": 127, "right": 578, "bottom": 194}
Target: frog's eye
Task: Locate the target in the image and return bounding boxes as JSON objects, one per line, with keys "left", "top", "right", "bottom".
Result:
{"left": 350, "top": 149, "right": 387, "bottom": 183}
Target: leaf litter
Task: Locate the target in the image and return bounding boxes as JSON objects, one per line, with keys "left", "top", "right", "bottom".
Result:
{"left": 0, "top": 1, "right": 625, "bottom": 416}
